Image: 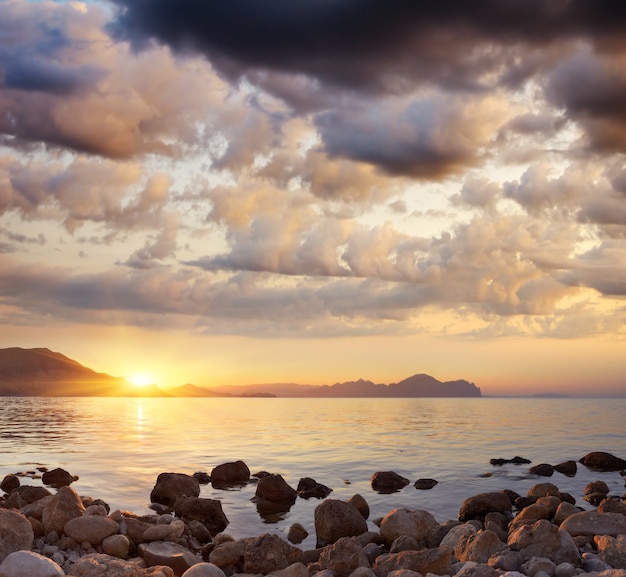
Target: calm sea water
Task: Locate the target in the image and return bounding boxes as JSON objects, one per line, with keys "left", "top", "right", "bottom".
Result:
{"left": 0, "top": 397, "right": 625, "bottom": 549}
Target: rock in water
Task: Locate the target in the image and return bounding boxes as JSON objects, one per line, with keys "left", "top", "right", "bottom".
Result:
{"left": 314, "top": 499, "right": 368, "bottom": 546}
{"left": 370, "top": 471, "right": 410, "bottom": 493}
{"left": 580, "top": 452, "right": 626, "bottom": 472}
{"left": 150, "top": 472, "right": 200, "bottom": 507}
{"left": 210, "top": 461, "right": 250, "bottom": 486}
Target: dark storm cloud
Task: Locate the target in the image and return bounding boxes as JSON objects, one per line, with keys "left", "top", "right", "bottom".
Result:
{"left": 109, "top": 0, "right": 626, "bottom": 93}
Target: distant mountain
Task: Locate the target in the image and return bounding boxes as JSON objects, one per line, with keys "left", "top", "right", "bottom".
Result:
{"left": 0, "top": 348, "right": 481, "bottom": 398}
{"left": 0, "top": 348, "right": 167, "bottom": 397}
{"left": 167, "top": 383, "right": 232, "bottom": 397}
{"left": 213, "top": 374, "right": 482, "bottom": 398}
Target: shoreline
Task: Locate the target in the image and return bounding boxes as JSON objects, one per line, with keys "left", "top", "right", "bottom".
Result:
{"left": 0, "top": 452, "right": 625, "bottom": 577}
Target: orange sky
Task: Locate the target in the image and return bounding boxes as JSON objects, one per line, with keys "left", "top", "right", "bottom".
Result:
{"left": 0, "top": 1, "right": 625, "bottom": 397}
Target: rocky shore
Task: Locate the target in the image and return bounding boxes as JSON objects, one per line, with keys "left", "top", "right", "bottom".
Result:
{"left": 1, "top": 452, "right": 626, "bottom": 577}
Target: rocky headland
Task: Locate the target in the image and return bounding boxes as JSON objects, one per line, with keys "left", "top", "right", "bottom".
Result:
{"left": 1, "top": 452, "right": 626, "bottom": 577}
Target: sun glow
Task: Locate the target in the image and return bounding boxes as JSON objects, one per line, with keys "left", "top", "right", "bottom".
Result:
{"left": 128, "top": 374, "right": 154, "bottom": 387}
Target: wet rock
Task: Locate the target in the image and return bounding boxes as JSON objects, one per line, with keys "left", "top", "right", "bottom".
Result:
{"left": 458, "top": 492, "right": 512, "bottom": 522}
{"left": 318, "top": 536, "right": 370, "bottom": 577}
{"left": 242, "top": 533, "right": 304, "bottom": 574}
{"left": 0, "top": 474, "right": 20, "bottom": 493}
{"left": 372, "top": 546, "right": 451, "bottom": 577}
{"left": 560, "top": 511, "right": 626, "bottom": 537}
{"left": 139, "top": 541, "right": 201, "bottom": 576}
{"left": 180, "top": 563, "right": 226, "bottom": 577}
{"left": 173, "top": 497, "right": 229, "bottom": 536}
{"left": 527, "top": 483, "right": 560, "bottom": 499}
{"left": 529, "top": 464, "right": 555, "bottom": 477}
{"left": 379, "top": 508, "right": 438, "bottom": 548}
{"left": 414, "top": 479, "right": 438, "bottom": 490}
{"left": 254, "top": 474, "right": 297, "bottom": 503}
{"left": 150, "top": 473, "right": 200, "bottom": 508}
{"left": 297, "top": 477, "right": 332, "bottom": 499}
{"left": 580, "top": 452, "right": 626, "bottom": 472}
{"left": 41, "top": 487, "right": 85, "bottom": 534}
{"left": 490, "top": 457, "right": 532, "bottom": 466}
{"left": 348, "top": 494, "right": 370, "bottom": 520}
{"left": 192, "top": 472, "right": 211, "bottom": 485}
{"left": 287, "top": 523, "right": 309, "bottom": 544}
{"left": 0, "top": 509, "right": 35, "bottom": 563}
{"left": 371, "top": 471, "right": 410, "bottom": 493}
{"left": 314, "top": 498, "right": 368, "bottom": 547}
{"left": 553, "top": 462, "right": 577, "bottom": 477}
{"left": 41, "top": 467, "right": 76, "bottom": 489}
{"left": 0, "top": 550, "right": 64, "bottom": 577}
{"left": 210, "top": 461, "right": 250, "bottom": 486}
{"left": 64, "top": 515, "right": 119, "bottom": 545}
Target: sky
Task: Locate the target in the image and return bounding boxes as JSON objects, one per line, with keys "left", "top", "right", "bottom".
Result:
{"left": 1, "top": 0, "right": 625, "bottom": 396}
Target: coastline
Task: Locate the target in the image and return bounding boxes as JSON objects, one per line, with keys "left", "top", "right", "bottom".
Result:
{"left": 1, "top": 452, "right": 626, "bottom": 577}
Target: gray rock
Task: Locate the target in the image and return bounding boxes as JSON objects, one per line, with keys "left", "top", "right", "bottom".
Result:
{"left": 319, "top": 537, "right": 370, "bottom": 577}
{"left": 349, "top": 568, "right": 378, "bottom": 577}
{"left": 242, "top": 533, "right": 304, "bottom": 575}
{"left": 139, "top": 541, "right": 201, "bottom": 575}
{"left": 581, "top": 552, "right": 611, "bottom": 573}
{"left": 520, "top": 557, "right": 556, "bottom": 577}
{"left": 456, "top": 530, "right": 506, "bottom": 563}
{"left": 440, "top": 523, "right": 477, "bottom": 552}
{"left": 554, "top": 562, "right": 578, "bottom": 577}
{"left": 0, "top": 509, "right": 35, "bottom": 563}
{"left": 560, "top": 511, "right": 626, "bottom": 537}
{"left": 553, "top": 502, "right": 580, "bottom": 526}
{"left": 487, "top": 550, "right": 523, "bottom": 571}
{"left": 63, "top": 515, "right": 119, "bottom": 545}
{"left": 181, "top": 563, "right": 227, "bottom": 577}
{"left": 0, "top": 550, "right": 64, "bottom": 577}
{"left": 597, "top": 534, "right": 626, "bottom": 569}
{"left": 455, "top": 562, "right": 499, "bottom": 577}
{"left": 554, "top": 529, "right": 581, "bottom": 567}
{"left": 271, "top": 561, "right": 310, "bottom": 577}
{"left": 41, "top": 485, "right": 85, "bottom": 535}
{"left": 150, "top": 473, "right": 200, "bottom": 508}
{"left": 102, "top": 534, "right": 131, "bottom": 559}
{"left": 379, "top": 508, "right": 438, "bottom": 548}
{"left": 315, "top": 499, "right": 368, "bottom": 547}
{"left": 372, "top": 547, "right": 451, "bottom": 577}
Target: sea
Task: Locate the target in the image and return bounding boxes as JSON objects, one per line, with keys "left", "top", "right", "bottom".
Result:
{"left": 0, "top": 396, "right": 625, "bottom": 550}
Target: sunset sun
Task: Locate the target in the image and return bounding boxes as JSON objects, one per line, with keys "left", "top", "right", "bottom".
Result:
{"left": 128, "top": 374, "right": 154, "bottom": 388}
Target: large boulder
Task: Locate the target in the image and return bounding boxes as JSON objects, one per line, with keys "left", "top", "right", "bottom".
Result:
{"left": 372, "top": 546, "right": 451, "bottom": 577}
{"left": 508, "top": 519, "right": 563, "bottom": 563}
{"left": 0, "top": 550, "right": 64, "bottom": 577}
{"left": 318, "top": 537, "right": 370, "bottom": 577}
{"left": 0, "top": 509, "right": 34, "bottom": 563}
{"left": 314, "top": 498, "right": 368, "bottom": 547}
{"left": 379, "top": 508, "right": 438, "bottom": 548}
{"left": 597, "top": 535, "right": 626, "bottom": 570}
{"left": 580, "top": 452, "right": 626, "bottom": 472}
{"left": 560, "top": 511, "right": 626, "bottom": 537}
{"left": 242, "top": 533, "right": 304, "bottom": 575}
{"left": 210, "top": 461, "right": 250, "bottom": 486}
{"left": 174, "top": 496, "right": 229, "bottom": 536}
{"left": 455, "top": 530, "right": 506, "bottom": 563}
{"left": 370, "top": 472, "right": 410, "bottom": 493}
{"left": 458, "top": 492, "right": 512, "bottom": 521}
{"left": 150, "top": 473, "right": 200, "bottom": 508}
{"left": 41, "top": 485, "right": 85, "bottom": 534}
{"left": 63, "top": 515, "right": 120, "bottom": 545}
